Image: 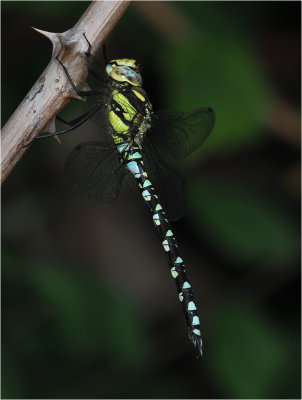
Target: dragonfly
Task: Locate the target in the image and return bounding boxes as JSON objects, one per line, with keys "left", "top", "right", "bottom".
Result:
{"left": 29, "top": 35, "right": 215, "bottom": 357}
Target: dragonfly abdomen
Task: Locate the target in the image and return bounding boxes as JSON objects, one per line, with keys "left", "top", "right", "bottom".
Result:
{"left": 122, "top": 144, "right": 203, "bottom": 357}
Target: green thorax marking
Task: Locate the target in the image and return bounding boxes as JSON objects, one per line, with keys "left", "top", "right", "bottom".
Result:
{"left": 106, "top": 58, "right": 153, "bottom": 146}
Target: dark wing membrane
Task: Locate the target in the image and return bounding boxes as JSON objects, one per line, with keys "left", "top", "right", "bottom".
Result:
{"left": 64, "top": 141, "right": 125, "bottom": 202}
{"left": 81, "top": 90, "right": 109, "bottom": 129}
{"left": 141, "top": 139, "right": 188, "bottom": 221}
{"left": 81, "top": 55, "right": 110, "bottom": 129}
{"left": 149, "top": 107, "right": 215, "bottom": 159}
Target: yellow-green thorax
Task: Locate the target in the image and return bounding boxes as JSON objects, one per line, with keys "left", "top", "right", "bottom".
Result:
{"left": 106, "top": 58, "right": 152, "bottom": 146}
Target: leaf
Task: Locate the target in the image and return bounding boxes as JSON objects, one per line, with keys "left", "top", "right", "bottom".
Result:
{"left": 206, "top": 301, "right": 300, "bottom": 398}
{"left": 2, "top": 247, "right": 146, "bottom": 398}
{"left": 159, "top": 3, "right": 272, "bottom": 156}
{"left": 31, "top": 262, "right": 144, "bottom": 360}
{"left": 189, "top": 180, "right": 297, "bottom": 268}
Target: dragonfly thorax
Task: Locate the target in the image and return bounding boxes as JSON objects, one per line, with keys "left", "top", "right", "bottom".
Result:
{"left": 107, "top": 59, "right": 153, "bottom": 146}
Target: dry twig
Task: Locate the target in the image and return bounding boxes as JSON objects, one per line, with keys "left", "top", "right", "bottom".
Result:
{"left": 1, "top": 0, "right": 131, "bottom": 183}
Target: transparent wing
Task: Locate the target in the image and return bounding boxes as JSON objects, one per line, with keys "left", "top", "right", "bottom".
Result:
{"left": 81, "top": 94, "right": 108, "bottom": 129}
{"left": 64, "top": 141, "right": 126, "bottom": 202}
{"left": 149, "top": 107, "right": 215, "bottom": 159}
{"left": 80, "top": 53, "right": 109, "bottom": 129}
{"left": 141, "top": 139, "right": 188, "bottom": 221}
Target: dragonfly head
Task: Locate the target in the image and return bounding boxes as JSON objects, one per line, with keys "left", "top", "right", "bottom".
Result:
{"left": 106, "top": 59, "right": 142, "bottom": 87}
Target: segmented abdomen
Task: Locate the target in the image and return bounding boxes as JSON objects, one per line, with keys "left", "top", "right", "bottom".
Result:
{"left": 123, "top": 143, "right": 203, "bottom": 357}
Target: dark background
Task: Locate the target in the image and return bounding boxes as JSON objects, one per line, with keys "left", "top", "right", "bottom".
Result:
{"left": 2, "top": 1, "right": 301, "bottom": 398}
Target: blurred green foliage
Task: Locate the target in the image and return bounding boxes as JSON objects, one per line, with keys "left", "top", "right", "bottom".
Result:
{"left": 2, "top": 247, "right": 148, "bottom": 398}
{"left": 207, "top": 301, "right": 300, "bottom": 398}
{"left": 189, "top": 179, "right": 298, "bottom": 267}
{"left": 161, "top": 28, "right": 272, "bottom": 155}
{"left": 2, "top": 1, "right": 300, "bottom": 399}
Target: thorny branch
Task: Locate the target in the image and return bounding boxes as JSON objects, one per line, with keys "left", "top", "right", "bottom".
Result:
{"left": 1, "top": 1, "right": 131, "bottom": 183}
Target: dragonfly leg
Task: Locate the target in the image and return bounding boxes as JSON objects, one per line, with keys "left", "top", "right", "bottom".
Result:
{"left": 82, "top": 32, "right": 96, "bottom": 77}
{"left": 56, "top": 33, "right": 103, "bottom": 97}
{"left": 55, "top": 103, "right": 102, "bottom": 127}
{"left": 56, "top": 56, "right": 102, "bottom": 97}
{"left": 56, "top": 115, "right": 70, "bottom": 125}
{"left": 23, "top": 104, "right": 102, "bottom": 147}
{"left": 83, "top": 32, "right": 92, "bottom": 60}
{"left": 83, "top": 31, "right": 108, "bottom": 71}
{"left": 81, "top": 32, "right": 106, "bottom": 81}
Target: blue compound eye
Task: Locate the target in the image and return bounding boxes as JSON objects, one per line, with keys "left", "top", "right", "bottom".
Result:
{"left": 127, "top": 69, "right": 135, "bottom": 78}
{"left": 106, "top": 64, "right": 113, "bottom": 75}
{"left": 108, "top": 65, "right": 142, "bottom": 87}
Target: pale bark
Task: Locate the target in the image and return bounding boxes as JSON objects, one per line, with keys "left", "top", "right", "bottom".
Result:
{"left": 1, "top": 0, "right": 131, "bottom": 183}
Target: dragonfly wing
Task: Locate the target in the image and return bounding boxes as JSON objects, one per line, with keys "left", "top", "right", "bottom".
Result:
{"left": 149, "top": 107, "right": 215, "bottom": 159}
{"left": 64, "top": 141, "right": 125, "bottom": 202}
{"left": 142, "top": 139, "right": 187, "bottom": 221}
{"left": 80, "top": 90, "right": 109, "bottom": 129}
{"left": 80, "top": 56, "right": 109, "bottom": 129}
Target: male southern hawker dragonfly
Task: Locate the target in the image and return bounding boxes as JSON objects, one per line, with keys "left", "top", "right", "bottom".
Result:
{"left": 29, "top": 36, "right": 215, "bottom": 357}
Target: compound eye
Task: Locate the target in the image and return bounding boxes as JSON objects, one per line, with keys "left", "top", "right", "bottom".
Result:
{"left": 107, "top": 65, "right": 142, "bottom": 87}
{"left": 106, "top": 64, "right": 113, "bottom": 75}
{"left": 120, "top": 67, "right": 142, "bottom": 86}
{"left": 127, "top": 69, "right": 135, "bottom": 78}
